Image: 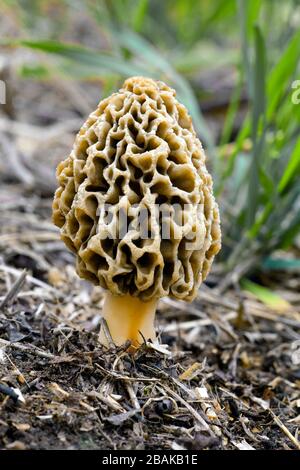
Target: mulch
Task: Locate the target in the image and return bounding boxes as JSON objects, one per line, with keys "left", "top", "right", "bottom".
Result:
{"left": 0, "top": 182, "right": 299, "bottom": 450}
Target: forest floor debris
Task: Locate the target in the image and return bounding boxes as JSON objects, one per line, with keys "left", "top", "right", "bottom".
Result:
{"left": 0, "top": 61, "right": 300, "bottom": 450}
{"left": 0, "top": 182, "right": 299, "bottom": 450}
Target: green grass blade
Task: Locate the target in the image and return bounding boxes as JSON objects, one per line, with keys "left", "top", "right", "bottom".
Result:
{"left": 8, "top": 39, "right": 150, "bottom": 77}
{"left": 278, "top": 137, "right": 300, "bottom": 194}
{"left": 246, "top": 25, "right": 266, "bottom": 228}
{"left": 241, "top": 279, "right": 292, "bottom": 312}
{"left": 132, "top": 0, "right": 149, "bottom": 32}
{"left": 267, "top": 29, "right": 300, "bottom": 121}
{"left": 220, "top": 73, "right": 243, "bottom": 146}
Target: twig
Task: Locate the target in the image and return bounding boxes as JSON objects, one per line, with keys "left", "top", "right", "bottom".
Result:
{"left": 0, "top": 338, "right": 55, "bottom": 360}
{"left": 95, "top": 363, "right": 156, "bottom": 382}
{"left": 0, "top": 231, "right": 59, "bottom": 244}
{"left": 162, "top": 297, "right": 208, "bottom": 319}
{"left": 217, "top": 255, "right": 260, "bottom": 293}
{"left": 2, "top": 348, "right": 30, "bottom": 388}
{"left": 160, "top": 383, "right": 216, "bottom": 437}
{"left": 163, "top": 318, "right": 214, "bottom": 333}
{"left": 86, "top": 391, "right": 125, "bottom": 413}
{"left": 269, "top": 409, "right": 300, "bottom": 451}
{"left": 0, "top": 269, "right": 27, "bottom": 309}
{"left": 0, "top": 264, "right": 59, "bottom": 294}
{"left": 124, "top": 378, "right": 140, "bottom": 410}
{"left": 228, "top": 343, "right": 242, "bottom": 378}
{"left": 0, "top": 117, "right": 81, "bottom": 142}
{"left": 195, "top": 386, "right": 220, "bottom": 425}
{"left": 118, "top": 361, "right": 141, "bottom": 410}
{"left": 99, "top": 318, "right": 115, "bottom": 349}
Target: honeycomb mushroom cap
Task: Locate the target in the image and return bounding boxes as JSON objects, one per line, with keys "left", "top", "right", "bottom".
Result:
{"left": 53, "top": 76, "right": 221, "bottom": 302}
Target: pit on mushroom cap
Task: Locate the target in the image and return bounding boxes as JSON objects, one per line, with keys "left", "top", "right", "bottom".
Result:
{"left": 52, "top": 76, "right": 221, "bottom": 351}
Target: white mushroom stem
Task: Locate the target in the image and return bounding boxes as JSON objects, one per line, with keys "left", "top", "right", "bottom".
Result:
{"left": 99, "top": 292, "right": 158, "bottom": 350}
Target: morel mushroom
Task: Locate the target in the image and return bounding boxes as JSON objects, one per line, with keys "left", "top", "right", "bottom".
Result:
{"left": 53, "top": 76, "right": 221, "bottom": 350}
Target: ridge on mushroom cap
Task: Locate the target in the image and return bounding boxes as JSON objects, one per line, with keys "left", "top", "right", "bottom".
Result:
{"left": 53, "top": 77, "right": 221, "bottom": 302}
{"left": 122, "top": 76, "right": 175, "bottom": 95}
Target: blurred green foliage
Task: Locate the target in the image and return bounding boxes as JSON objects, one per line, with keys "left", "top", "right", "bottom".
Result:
{"left": 2, "top": 0, "right": 300, "bottom": 283}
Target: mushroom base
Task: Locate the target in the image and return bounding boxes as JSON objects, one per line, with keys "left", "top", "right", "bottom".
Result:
{"left": 99, "top": 292, "right": 158, "bottom": 351}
